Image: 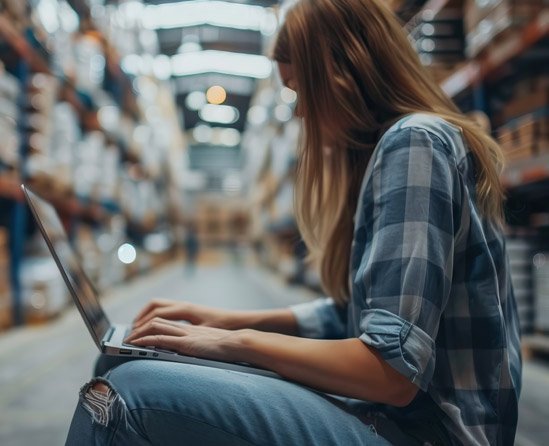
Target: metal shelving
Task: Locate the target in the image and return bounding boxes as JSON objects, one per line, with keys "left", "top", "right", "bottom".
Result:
{"left": 441, "top": 9, "right": 549, "bottom": 98}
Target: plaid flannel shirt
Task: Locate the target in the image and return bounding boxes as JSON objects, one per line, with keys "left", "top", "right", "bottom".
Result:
{"left": 291, "top": 114, "right": 522, "bottom": 445}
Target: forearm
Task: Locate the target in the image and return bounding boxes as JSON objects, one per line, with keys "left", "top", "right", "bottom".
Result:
{"left": 230, "top": 308, "right": 299, "bottom": 336}
{"left": 233, "top": 330, "right": 418, "bottom": 406}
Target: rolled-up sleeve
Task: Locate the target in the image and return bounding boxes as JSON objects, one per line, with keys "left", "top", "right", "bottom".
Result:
{"left": 354, "top": 126, "right": 459, "bottom": 391}
{"left": 290, "top": 298, "right": 347, "bottom": 339}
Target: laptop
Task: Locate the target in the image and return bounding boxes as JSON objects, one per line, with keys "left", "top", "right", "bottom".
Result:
{"left": 22, "top": 184, "right": 279, "bottom": 378}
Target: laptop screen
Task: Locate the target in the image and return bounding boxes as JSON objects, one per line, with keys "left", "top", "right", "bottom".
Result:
{"left": 23, "top": 185, "right": 110, "bottom": 347}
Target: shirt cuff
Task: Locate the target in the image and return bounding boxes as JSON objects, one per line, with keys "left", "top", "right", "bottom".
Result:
{"left": 290, "top": 298, "right": 346, "bottom": 339}
{"left": 359, "top": 309, "right": 435, "bottom": 391}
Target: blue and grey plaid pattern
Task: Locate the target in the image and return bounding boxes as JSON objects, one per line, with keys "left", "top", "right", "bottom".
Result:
{"left": 291, "top": 114, "right": 522, "bottom": 445}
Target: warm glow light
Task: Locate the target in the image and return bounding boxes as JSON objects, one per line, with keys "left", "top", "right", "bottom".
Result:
{"left": 206, "top": 85, "right": 227, "bottom": 105}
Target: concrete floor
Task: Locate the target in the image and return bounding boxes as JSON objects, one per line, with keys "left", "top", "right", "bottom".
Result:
{"left": 0, "top": 257, "right": 548, "bottom": 445}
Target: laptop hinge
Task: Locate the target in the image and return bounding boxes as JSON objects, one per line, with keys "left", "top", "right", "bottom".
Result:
{"left": 103, "top": 326, "right": 115, "bottom": 344}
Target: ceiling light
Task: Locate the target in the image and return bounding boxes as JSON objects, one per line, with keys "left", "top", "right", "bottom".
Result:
{"left": 193, "top": 124, "right": 213, "bottom": 143}
{"left": 260, "top": 10, "right": 278, "bottom": 36}
{"left": 186, "top": 91, "right": 207, "bottom": 111}
{"left": 181, "top": 170, "right": 207, "bottom": 191}
{"left": 206, "top": 85, "right": 227, "bottom": 105}
{"left": 178, "top": 42, "right": 202, "bottom": 53}
{"left": 219, "top": 128, "right": 241, "bottom": 146}
{"left": 142, "top": 1, "right": 277, "bottom": 33}
{"left": 98, "top": 105, "right": 120, "bottom": 131}
{"left": 36, "top": 0, "right": 60, "bottom": 34}
{"left": 274, "top": 105, "right": 292, "bottom": 122}
{"left": 199, "top": 104, "right": 239, "bottom": 125}
{"left": 223, "top": 173, "right": 242, "bottom": 195}
{"left": 59, "top": 2, "right": 79, "bottom": 33}
{"left": 171, "top": 50, "right": 272, "bottom": 79}
{"left": 121, "top": 54, "right": 142, "bottom": 75}
{"left": 153, "top": 55, "right": 172, "bottom": 80}
{"left": 280, "top": 87, "right": 297, "bottom": 104}
{"left": 118, "top": 243, "right": 137, "bottom": 264}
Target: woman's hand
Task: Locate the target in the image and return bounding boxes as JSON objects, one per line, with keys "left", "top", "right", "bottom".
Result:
{"left": 125, "top": 317, "right": 246, "bottom": 363}
{"left": 125, "top": 317, "right": 418, "bottom": 406}
{"left": 133, "top": 299, "right": 300, "bottom": 336}
{"left": 133, "top": 299, "right": 242, "bottom": 330}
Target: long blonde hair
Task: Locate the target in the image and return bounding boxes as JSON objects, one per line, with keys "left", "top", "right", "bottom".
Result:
{"left": 273, "top": 0, "right": 505, "bottom": 303}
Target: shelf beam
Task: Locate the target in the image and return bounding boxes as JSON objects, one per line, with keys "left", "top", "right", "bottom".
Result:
{"left": 0, "top": 14, "right": 50, "bottom": 74}
{"left": 404, "top": 0, "right": 450, "bottom": 30}
{"left": 502, "top": 154, "right": 549, "bottom": 189}
{"left": 441, "top": 10, "right": 549, "bottom": 98}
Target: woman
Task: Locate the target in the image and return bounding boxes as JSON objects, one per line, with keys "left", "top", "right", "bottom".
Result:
{"left": 66, "top": 0, "right": 521, "bottom": 444}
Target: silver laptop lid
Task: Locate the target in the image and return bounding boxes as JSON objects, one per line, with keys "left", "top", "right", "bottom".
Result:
{"left": 22, "top": 185, "right": 110, "bottom": 348}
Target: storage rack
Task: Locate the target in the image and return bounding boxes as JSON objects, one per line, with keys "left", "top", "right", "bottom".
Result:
{"left": 408, "top": 0, "right": 548, "bottom": 341}
{"left": 247, "top": 0, "right": 549, "bottom": 320}
{"left": 0, "top": 0, "right": 187, "bottom": 328}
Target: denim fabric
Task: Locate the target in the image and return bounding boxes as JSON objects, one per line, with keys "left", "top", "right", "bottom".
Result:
{"left": 66, "top": 359, "right": 396, "bottom": 446}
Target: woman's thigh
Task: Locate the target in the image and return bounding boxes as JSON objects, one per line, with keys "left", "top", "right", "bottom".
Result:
{"left": 66, "top": 360, "right": 391, "bottom": 446}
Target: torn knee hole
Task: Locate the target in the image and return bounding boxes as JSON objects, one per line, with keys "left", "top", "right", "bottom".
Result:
{"left": 91, "top": 382, "right": 110, "bottom": 394}
{"left": 80, "top": 378, "right": 125, "bottom": 427}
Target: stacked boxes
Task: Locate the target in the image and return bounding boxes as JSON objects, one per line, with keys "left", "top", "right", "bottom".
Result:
{"left": 0, "top": 64, "right": 20, "bottom": 169}
{"left": 464, "top": 0, "right": 544, "bottom": 57}
{"left": 0, "top": 228, "right": 11, "bottom": 330}
{"left": 497, "top": 112, "right": 549, "bottom": 161}
{"left": 496, "top": 77, "right": 549, "bottom": 161}
{"left": 410, "top": 9, "right": 465, "bottom": 81}
{"left": 534, "top": 252, "right": 549, "bottom": 332}
{"left": 411, "top": 9, "right": 465, "bottom": 65}
{"left": 24, "top": 73, "right": 60, "bottom": 189}
{"left": 20, "top": 256, "right": 68, "bottom": 322}
{"left": 49, "top": 102, "right": 80, "bottom": 194}
{"left": 507, "top": 237, "right": 535, "bottom": 334}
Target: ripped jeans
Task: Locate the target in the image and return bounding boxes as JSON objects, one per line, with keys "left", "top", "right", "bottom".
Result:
{"left": 65, "top": 358, "right": 414, "bottom": 446}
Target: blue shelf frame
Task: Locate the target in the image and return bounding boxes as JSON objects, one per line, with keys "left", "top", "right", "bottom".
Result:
{"left": 8, "top": 58, "right": 30, "bottom": 326}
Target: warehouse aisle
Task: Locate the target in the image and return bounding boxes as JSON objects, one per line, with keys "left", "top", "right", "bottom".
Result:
{"left": 0, "top": 258, "right": 315, "bottom": 446}
{"left": 0, "top": 258, "right": 548, "bottom": 446}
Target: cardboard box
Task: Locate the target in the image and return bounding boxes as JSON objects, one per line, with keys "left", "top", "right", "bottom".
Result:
{"left": 497, "top": 112, "right": 549, "bottom": 158}
{"left": 497, "top": 127, "right": 516, "bottom": 151}
{"left": 0, "top": 294, "right": 11, "bottom": 331}
{"left": 536, "top": 137, "right": 549, "bottom": 155}
{"left": 502, "top": 144, "right": 533, "bottom": 161}
{"left": 501, "top": 89, "right": 549, "bottom": 122}
{"left": 0, "top": 227, "right": 11, "bottom": 324}
{"left": 412, "top": 20, "right": 464, "bottom": 39}
{"left": 464, "top": 0, "right": 541, "bottom": 33}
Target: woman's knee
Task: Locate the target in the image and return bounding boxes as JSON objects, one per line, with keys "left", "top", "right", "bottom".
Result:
{"left": 79, "top": 377, "right": 127, "bottom": 427}
{"left": 94, "top": 353, "right": 137, "bottom": 377}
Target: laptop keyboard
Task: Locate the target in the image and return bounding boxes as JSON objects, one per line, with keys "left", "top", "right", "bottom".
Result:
{"left": 121, "top": 327, "right": 177, "bottom": 354}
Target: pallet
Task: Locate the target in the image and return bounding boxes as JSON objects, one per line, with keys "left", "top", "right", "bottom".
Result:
{"left": 0, "top": 303, "right": 12, "bottom": 331}
{"left": 521, "top": 333, "right": 549, "bottom": 360}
